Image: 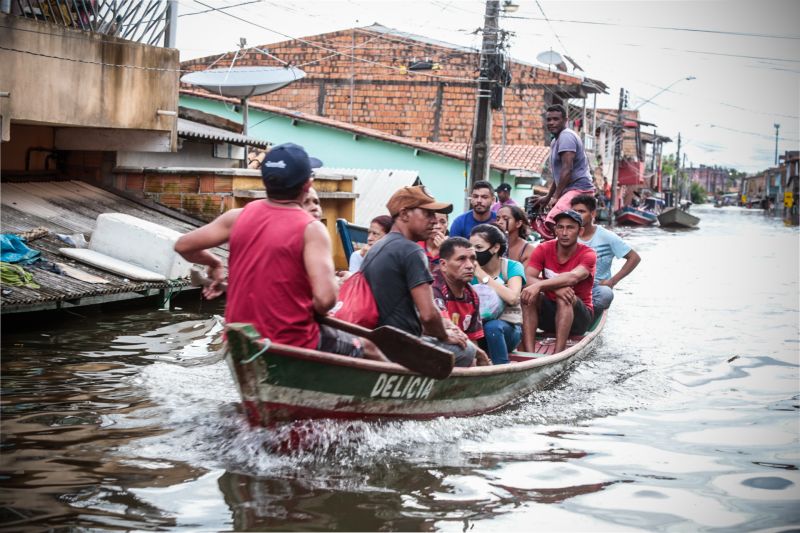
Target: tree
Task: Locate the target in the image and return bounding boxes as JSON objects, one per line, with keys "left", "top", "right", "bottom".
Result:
{"left": 690, "top": 181, "right": 707, "bottom": 204}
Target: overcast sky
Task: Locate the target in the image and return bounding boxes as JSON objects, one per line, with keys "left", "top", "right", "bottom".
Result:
{"left": 176, "top": 0, "right": 800, "bottom": 174}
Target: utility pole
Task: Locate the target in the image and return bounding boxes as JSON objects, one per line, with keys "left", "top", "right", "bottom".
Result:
{"left": 774, "top": 123, "right": 780, "bottom": 165}
{"left": 469, "top": 0, "right": 500, "bottom": 191}
{"left": 674, "top": 132, "right": 681, "bottom": 207}
{"left": 610, "top": 87, "right": 627, "bottom": 226}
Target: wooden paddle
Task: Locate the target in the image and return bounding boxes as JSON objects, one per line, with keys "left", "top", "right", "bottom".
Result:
{"left": 189, "top": 268, "right": 455, "bottom": 379}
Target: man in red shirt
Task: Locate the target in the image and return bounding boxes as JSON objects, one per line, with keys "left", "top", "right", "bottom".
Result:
{"left": 431, "top": 237, "right": 486, "bottom": 345}
{"left": 174, "top": 143, "right": 385, "bottom": 361}
{"left": 520, "top": 209, "right": 597, "bottom": 353}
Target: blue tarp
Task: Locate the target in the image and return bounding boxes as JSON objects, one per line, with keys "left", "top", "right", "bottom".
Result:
{"left": 0, "top": 234, "right": 41, "bottom": 264}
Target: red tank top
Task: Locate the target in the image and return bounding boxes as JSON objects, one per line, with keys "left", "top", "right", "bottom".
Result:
{"left": 225, "top": 201, "right": 318, "bottom": 348}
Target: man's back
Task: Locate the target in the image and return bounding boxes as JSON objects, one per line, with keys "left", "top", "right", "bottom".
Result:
{"left": 579, "top": 225, "right": 631, "bottom": 282}
{"left": 226, "top": 201, "right": 317, "bottom": 347}
{"left": 362, "top": 231, "right": 433, "bottom": 336}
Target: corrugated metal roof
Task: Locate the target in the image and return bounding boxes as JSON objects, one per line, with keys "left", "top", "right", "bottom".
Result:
{"left": 324, "top": 168, "right": 420, "bottom": 227}
{"left": 177, "top": 118, "right": 270, "bottom": 148}
{"left": 0, "top": 180, "right": 227, "bottom": 313}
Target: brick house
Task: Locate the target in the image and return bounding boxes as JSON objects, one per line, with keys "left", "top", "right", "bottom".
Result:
{"left": 180, "top": 23, "right": 606, "bottom": 147}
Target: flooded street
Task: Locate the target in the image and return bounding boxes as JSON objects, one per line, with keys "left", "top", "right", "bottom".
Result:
{"left": 1, "top": 205, "right": 798, "bottom": 531}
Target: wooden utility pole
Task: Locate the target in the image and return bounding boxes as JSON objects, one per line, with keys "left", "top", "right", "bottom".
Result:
{"left": 610, "top": 88, "right": 626, "bottom": 226}
{"left": 468, "top": 0, "right": 500, "bottom": 190}
{"left": 674, "top": 132, "right": 681, "bottom": 206}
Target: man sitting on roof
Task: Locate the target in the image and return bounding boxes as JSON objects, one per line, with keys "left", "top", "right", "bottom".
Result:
{"left": 520, "top": 209, "right": 596, "bottom": 353}
{"left": 173, "top": 142, "right": 386, "bottom": 361}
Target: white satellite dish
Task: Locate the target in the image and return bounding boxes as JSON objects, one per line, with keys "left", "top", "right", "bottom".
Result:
{"left": 535, "top": 50, "right": 567, "bottom": 72}
{"left": 180, "top": 66, "right": 306, "bottom": 98}
{"left": 181, "top": 65, "right": 306, "bottom": 166}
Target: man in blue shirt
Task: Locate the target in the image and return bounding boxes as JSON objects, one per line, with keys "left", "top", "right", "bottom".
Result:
{"left": 571, "top": 194, "right": 641, "bottom": 315}
{"left": 450, "top": 180, "right": 496, "bottom": 238}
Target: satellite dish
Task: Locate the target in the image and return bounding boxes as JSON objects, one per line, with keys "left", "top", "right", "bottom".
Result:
{"left": 535, "top": 50, "right": 568, "bottom": 72}
{"left": 180, "top": 66, "right": 306, "bottom": 98}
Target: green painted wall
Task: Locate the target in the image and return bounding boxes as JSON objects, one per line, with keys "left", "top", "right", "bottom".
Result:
{"left": 181, "top": 96, "right": 530, "bottom": 213}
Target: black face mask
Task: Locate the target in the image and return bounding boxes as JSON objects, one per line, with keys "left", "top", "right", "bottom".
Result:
{"left": 475, "top": 249, "right": 494, "bottom": 266}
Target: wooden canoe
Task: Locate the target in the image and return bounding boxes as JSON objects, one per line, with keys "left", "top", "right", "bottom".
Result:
{"left": 224, "top": 312, "right": 607, "bottom": 426}
{"left": 657, "top": 206, "right": 700, "bottom": 228}
{"left": 615, "top": 207, "right": 658, "bottom": 226}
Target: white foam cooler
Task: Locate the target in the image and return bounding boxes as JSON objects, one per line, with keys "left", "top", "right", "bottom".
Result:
{"left": 60, "top": 213, "right": 191, "bottom": 281}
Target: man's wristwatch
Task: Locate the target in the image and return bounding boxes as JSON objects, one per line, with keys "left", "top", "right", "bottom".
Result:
{"left": 481, "top": 275, "right": 490, "bottom": 284}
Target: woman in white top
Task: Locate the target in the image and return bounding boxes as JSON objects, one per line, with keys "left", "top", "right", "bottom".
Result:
{"left": 469, "top": 223, "right": 526, "bottom": 364}
{"left": 348, "top": 215, "right": 392, "bottom": 272}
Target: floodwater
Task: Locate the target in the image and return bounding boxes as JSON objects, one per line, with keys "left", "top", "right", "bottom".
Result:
{"left": 1, "top": 205, "right": 798, "bottom": 531}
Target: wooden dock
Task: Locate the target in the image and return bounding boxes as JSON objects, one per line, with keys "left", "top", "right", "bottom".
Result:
{"left": 1, "top": 180, "right": 227, "bottom": 314}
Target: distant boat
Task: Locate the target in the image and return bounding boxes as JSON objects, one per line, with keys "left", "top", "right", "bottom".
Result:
{"left": 658, "top": 206, "right": 700, "bottom": 228}
{"left": 615, "top": 207, "right": 657, "bottom": 226}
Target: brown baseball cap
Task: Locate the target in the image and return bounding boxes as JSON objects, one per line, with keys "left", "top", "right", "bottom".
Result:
{"left": 386, "top": 186, "right": 453, "bottom": 216}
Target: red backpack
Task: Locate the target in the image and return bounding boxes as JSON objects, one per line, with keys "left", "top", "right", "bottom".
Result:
{"left": 329, "top": 271, "right": 379, "bottom": 328}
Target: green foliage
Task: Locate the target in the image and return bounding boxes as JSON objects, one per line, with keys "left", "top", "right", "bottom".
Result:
{"left": 662, "top": 154, "right": 677, "bottom": 178}
{"left": 690, "top": 181, "right": 707, "bottom": 204}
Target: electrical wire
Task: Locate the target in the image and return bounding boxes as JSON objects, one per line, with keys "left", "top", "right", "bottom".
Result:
{"left": 503, "top": 13, "right": 800, "bottom": 41}
{"left": 191, "top": 0, "right": 480, "bottom": 83}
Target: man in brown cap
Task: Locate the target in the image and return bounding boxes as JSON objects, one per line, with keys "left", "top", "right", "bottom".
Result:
{"left": 362, "top": 186, "right": 490, "bottom": 367}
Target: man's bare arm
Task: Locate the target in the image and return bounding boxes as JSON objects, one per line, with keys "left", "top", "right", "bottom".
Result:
{"left": 303, "top": 221, "right": 338, "bottom": 315}
{"left": 603, "top": 249, "right": 641, "bottom": 288}
{"left": 174, "top": 208, "right": 241, "bottom": 298}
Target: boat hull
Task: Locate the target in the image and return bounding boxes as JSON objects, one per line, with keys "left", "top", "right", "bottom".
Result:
{"left": 657, "top": 206, "right": 700, "bottom": 228}
{"left": 615, "top": 207, "right": 658, "bottom": 226}
{"left": 225, "top": 314, "right": 606, "bottom": 425}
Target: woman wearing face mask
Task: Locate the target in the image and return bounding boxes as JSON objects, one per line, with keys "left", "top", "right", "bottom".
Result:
{"left": 469, "top": 223, "right": 526, "bottom": 364}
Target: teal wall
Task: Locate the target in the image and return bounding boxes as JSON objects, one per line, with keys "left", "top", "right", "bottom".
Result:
{"left": 181, "top": 96, "right": 528, "bottom": 213}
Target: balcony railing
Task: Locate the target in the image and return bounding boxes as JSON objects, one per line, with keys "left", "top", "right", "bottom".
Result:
{"left": 9, "top": 0, "right": 174, "bottom": 46}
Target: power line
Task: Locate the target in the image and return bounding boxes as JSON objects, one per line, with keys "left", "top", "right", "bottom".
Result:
{"left": 504, "top": 13, "right": 800, "bottom": 41}
{"left": 0, "top": 44, "right": 185, "bottom": 72}
{"left": 191, "top": 0, "right": 480, "bottom": 83}
{"left": 179, "top": 0, "right": 263, "bottom": 17}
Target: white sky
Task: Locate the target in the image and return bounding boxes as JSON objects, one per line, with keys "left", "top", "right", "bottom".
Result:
{"left": 176, "top": 0, "right": 800, "bottom": 174}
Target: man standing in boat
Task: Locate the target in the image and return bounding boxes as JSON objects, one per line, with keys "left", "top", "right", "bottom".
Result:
{"left": 362, "top": 186, "right": 489, "bottom": 367}
{"left": 520, "top": 209, "right": 596, "bottom": 353}
{"left": 534, "top": 104, "right": 595, "bottom": 239}
{"left": 173, "top": 142, "right": 385, "bottom": 361}
{"left": 571, "top": 194, "right": 641, "bottom": 316}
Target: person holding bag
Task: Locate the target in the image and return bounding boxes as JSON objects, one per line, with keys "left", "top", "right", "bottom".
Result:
{"left": 469, "top": 224, "right": 526, "bottom": 364}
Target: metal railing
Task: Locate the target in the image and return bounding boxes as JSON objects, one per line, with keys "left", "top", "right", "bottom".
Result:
{"left": 11, "top": 0, "right": 175, "bottom": 46}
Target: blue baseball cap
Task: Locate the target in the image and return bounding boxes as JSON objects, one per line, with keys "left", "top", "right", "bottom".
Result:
{"left": 261, "top": 143, "right": 322, "bottom": 190}
{"left": 553, "top": 209, "right": 584, "bottom": 227}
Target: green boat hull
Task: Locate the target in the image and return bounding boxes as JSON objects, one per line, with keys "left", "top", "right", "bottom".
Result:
{"left": 225, "top": 313, "right": 606, "bottom": 426}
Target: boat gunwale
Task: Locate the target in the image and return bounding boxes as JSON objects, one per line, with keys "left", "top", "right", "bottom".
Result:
{"left": 229, "top": 312, "right": 606, "bottom": 379}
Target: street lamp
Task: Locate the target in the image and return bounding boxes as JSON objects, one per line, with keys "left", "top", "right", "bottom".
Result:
{"left": 634, "top": 76, "right": 696, "bottom": 110}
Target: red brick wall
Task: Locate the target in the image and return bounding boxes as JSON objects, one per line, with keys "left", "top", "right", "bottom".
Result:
{"left": 114, "top": 170, "right": 235, "bottom": 221}
{"left": 181, "top": 27, "right": 586, "bottom": 145}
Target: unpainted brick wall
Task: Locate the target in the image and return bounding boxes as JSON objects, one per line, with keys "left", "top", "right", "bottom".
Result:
{"left": 181, "top": 28, "right": 586, "bottom": 145}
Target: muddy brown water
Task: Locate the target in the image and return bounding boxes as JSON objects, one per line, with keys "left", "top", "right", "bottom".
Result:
{"left": 1, "top": 205, "right": 798, "bottom": 531}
